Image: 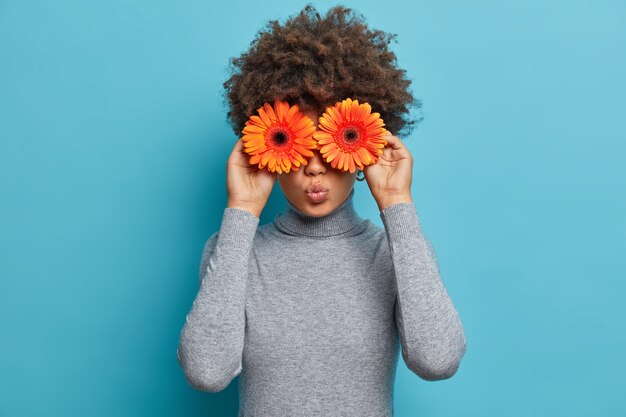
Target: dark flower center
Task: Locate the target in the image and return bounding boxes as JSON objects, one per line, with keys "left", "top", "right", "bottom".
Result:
{"left": 273, "top": 130, "right": 288, "bottom": 145}
{"left": 344, "top": 128, "right": 359, "bottom": 143}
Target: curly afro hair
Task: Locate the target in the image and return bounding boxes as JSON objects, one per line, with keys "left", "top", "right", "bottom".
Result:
{"left": 221, "top": 3, "right": 423, "bottom": 140}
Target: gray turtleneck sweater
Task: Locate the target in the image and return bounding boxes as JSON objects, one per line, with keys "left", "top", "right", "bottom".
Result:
{"left": 177, "top": 187, "right": 467, "bottom": 416}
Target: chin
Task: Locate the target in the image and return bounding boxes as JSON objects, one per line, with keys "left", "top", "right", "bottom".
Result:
{"left": 303, "top": 200, "right": 333, "bottom": 216}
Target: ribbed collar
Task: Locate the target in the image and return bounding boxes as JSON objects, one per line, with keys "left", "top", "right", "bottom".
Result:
{"left": 273, "top": 187, "right": 370, "bottom": 238}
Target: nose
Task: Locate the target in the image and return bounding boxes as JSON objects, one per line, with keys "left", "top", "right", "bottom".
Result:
{"left": 304, "top": 149, "right": 327, "bottom": 176}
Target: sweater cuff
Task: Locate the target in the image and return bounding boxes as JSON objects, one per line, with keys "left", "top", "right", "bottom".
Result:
{"left": 216, "top": 207, "right": 260, "bottom": 251}
{"left": 379, "top": 202, "right": 423, "bottom": 244}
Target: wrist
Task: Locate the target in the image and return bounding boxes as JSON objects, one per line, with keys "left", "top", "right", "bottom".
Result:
{"left": 377, "top": 194, "right": 413, "bottom": 211}
{"left": 227, "top": 200, "right": 263, "bottom": 218}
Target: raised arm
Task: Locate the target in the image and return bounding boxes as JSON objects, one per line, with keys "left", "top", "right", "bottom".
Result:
{"left": 380, "top": 202, "right": 467, "bottom": 381}
{"left": 176, "top": 206, "right": 259, "bottom": 392}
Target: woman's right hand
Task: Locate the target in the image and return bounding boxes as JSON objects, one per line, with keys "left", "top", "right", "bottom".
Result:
{"left": 226, "top": 138, "right": 277, "bottom": 218}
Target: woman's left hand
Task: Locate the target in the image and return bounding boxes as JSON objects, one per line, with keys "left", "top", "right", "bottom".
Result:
{"left": 362, "top": 131, "right": 414, "bottom": 211}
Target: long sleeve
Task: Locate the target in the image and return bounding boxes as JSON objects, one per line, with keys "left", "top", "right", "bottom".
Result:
{"left": 177, "top": 207, "right": 259, "bottom": 392}
{"left": 380, "top": 202, "right": 467, "bottom": 381}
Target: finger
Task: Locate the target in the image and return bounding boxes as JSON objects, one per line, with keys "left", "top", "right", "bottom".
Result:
{"left": 236, "top": 138, "right": 249, "bottom": 157}
{"left": 232, "top": 139, "right": 250, "bottom": 165}
{"left": 383, "top": 132, "right": 404, "bottom": 150}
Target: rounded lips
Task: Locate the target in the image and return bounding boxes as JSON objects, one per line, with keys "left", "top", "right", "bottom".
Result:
{"left": 306, "top": 184, "right": 329, "bottom": 193}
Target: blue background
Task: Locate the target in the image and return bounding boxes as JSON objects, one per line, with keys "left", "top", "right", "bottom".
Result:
{"left": 1, "top": 1, "right": 624, "bottom": 416}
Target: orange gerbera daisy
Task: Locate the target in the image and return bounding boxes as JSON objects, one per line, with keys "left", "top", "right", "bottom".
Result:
{"left": 241, "top": 100, "right": 318, "bottom": 174}
{"left": 313, "top": 98, "right": 388, "bottom": 173}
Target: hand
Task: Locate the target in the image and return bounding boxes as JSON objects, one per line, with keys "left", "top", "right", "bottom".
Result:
{"left": 362, "top": 132, "right": 414, "bottom": 211}
{"left": 226, "top": 139, "right": 277, "bottom": 218}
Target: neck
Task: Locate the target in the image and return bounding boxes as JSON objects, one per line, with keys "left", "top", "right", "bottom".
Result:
{"left": 273, "top": 187, "right": 369, "bottom": 238}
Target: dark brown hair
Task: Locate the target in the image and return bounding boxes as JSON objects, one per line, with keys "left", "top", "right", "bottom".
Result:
{"left": 221, "top": 3, "right": 422, "bottom": 139}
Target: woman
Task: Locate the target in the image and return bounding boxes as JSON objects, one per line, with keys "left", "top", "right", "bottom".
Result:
{"left": 177, "top": 4, "right": 467, "bottom": 416}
